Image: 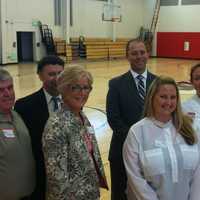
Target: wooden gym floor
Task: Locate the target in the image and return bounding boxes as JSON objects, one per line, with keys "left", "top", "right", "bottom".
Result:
{"left": 3, "top": 57, "right": 199, "bottom": 200}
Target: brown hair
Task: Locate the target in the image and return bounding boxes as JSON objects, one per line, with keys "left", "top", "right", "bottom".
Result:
{"left": 190, "top": 63, "right": 200, "bottom": 82}
{"left": 143, "top": 75, "right": 196, "bottom": 145}
{"left": 126, "top": 38, "right": 147, "bottom": 57}
{"left": 37, "top": 55, "right": 64, "bottom": 73}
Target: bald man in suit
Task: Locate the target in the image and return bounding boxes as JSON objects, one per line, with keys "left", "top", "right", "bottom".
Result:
{"left": 106, "top": 39, "right": 156, "bottom": 200}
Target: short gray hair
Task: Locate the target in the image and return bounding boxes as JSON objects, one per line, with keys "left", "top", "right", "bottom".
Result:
{"left": 0, "top": 69, "right": 13, "bottom": 81}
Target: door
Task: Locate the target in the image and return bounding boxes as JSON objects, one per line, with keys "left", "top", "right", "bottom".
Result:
{"left": 17, "top": 32, "right": 33, "bottom": 62}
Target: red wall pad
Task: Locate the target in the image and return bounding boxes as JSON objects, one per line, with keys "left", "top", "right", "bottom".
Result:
{"left": 157, "top": 32, "right": 200, "bottom": 59}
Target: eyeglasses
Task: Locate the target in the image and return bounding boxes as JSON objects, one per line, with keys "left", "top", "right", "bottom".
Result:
{"left": 68, "top": 84, "right": 92, "bottom": 93}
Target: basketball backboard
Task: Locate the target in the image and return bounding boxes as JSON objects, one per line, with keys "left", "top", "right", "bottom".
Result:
{"left": 102, "top": 3, "right": 122, "bottom": 22}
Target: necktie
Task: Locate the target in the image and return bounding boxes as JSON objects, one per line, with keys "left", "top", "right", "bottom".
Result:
{"left": 51, "top": 96, "right": 59, "bottom": 111}
{"left": 137, "top": 75, "right": 145, "bottom": 103}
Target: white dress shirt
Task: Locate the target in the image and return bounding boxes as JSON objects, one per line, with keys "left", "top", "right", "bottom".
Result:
{"left": 43, "top": 89, "right": 61, "bottom": 115}
{"left": 123, "top": 117, "right": 200, "bottom": 200}
{"left": 182, "top": 94, "right": 200, "bottom": 134}
{"left": 130, "top": 69, "right": 147, "bottom": 91}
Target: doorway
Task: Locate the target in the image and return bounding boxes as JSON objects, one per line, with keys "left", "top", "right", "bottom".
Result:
{"left": 17, "top": 32, "right": 33, "bottom": 62}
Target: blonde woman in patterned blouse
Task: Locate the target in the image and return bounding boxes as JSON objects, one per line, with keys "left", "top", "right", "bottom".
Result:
{"left": 42, "top": 66, "right": 108, "bottom": 200}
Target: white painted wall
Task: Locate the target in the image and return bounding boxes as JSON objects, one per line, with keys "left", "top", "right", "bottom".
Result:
{"left": 143, "top": 0, "right": 156, "bottom": 30}
{"left": 0, "top": 0, "right": 145, "bottom": 64}
{"left": 143, "top": 0, "right": 157, "bottom": 56}
{"left": 158, "top": 1, "right": 200, "bottom": 32}
{"left": 144, "top": 0, "right": 200, "bottom": 56}
{"left": 116, "top": 0, "right": 144, "bottom": 38}
{"left": 0, "top": 0, "right": 61, "bottom": 64}
{"left": 70, "top": 0, "right": 144, "bottom": 38}
{"left": 0, "top": 0, "right": 2, "bottom": 64}
{"left": 70, "top": 0, "right": 111, "bottom": 38}
{"left": 2, "top": 0, "right": 200, "bottom": 63}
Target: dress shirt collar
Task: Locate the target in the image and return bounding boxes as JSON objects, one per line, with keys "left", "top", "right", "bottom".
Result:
{"left": 151, "top": 117, "right": 173, "bottom": 129}
{"left": 130, "top": 68, "right": 147, "bottom": 80}
{"left": 43, "top": 88, "right": 61, "bottom": 105}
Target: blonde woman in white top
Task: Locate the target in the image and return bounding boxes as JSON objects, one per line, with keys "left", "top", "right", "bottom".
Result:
{"left": 123, "top": 76, "right": 200, "bottom": 200}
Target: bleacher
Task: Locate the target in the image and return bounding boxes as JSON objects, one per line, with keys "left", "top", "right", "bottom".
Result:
{"left": 82, "top": 37, "right": 130, "bottom": 60}
{"left": 54, "top": 37, "right": 131, "bottom": 62}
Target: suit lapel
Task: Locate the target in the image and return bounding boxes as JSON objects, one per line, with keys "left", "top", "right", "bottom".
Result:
{"left": 36, "top": 88, "right": 49, "bottom": 120}
{"left": 122, "top": 71, "right": 155, "bottom": 106}
{"left": 125, "top": 71, "right": 138, "bottom": 95}
{"left": 124, "top": 71, "right": 146, "bottom": 108}
{"left": 146, "top": 72, "right": 154, "bottom": 91}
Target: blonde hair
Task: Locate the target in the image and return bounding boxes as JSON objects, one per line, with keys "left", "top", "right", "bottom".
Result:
{"left": 143, "top": 75, "right": 196, "bottom": 145}
{"left": 190, "top": 63, "right": 200, "bottom": 82}
{"left": 57, "top": 65, "right": 93, "bottom": 95}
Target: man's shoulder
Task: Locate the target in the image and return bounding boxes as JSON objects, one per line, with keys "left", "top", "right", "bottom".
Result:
{"left": 15, "top": 88, "right": 44, "bottom": 107}
{"left": 109, "top": 71, "right": 130, "bottom": 84}
{"left": 12, "top": 109, "right": 23, "bottom": 119}
{"left": 110, "top": 70, "right": 156, "bottom": 82}
{"left": 147, "top": 71, "right": 157, "bottom": 78}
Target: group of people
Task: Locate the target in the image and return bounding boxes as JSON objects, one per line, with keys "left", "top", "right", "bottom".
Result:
{"left": 1, "top": 38, "right": 200, "bottom": 200}
{"left": 107, "top": 39, "right": 200, "bottom": 200}
{"left": 1, "top": 55, "right": 108, "bottom": 200}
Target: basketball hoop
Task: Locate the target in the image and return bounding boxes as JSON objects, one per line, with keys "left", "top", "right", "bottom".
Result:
{"left": 102, "top": 3, "right": 122, "bottom": 22}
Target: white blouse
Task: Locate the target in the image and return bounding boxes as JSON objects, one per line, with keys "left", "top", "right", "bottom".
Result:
{"left": 123, "top": 117, "right": 200, "bottom": 200}
{"left": 182, "top": 94, "right": 200, "bottom": 134}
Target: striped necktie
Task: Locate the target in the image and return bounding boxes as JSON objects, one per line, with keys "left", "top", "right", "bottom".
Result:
{"left": 51, "top": 96, "right": 59, "bottom": 111}
{"left": 137, "top": 75, "right": 145, "bottom": 103}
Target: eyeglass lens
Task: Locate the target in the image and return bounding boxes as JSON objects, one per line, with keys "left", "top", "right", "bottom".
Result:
{"left": 69, "top": 84, "right": 92, "bottom": 93}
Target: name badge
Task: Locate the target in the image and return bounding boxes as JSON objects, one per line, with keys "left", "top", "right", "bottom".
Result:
{"left": 2, "top": 129, "right": 15, "bottom": 138}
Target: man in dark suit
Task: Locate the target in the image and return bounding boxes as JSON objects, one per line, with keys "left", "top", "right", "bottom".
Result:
{"left": 14, "top": 55, "right": 64, "bottom": 200}
{"left": 106, "top": 39, "right": 156, "bottom": 200}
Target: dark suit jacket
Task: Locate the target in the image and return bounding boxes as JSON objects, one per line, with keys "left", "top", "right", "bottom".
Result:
{"left": 106, "top": 70, "right": 156, "bottom": 161}
{"left": 14, "top": 88, "right": 49, "bottom": 200}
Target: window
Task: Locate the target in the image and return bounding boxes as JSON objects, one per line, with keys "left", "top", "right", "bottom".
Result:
{"left": 54, "top": 0, "right": 61, "bottom": 26}
{"left": 182, "top": 0, "right": 200, "bottom": 5}
{"left": 160, "top": 0, "right": 179, "bottom": 6}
